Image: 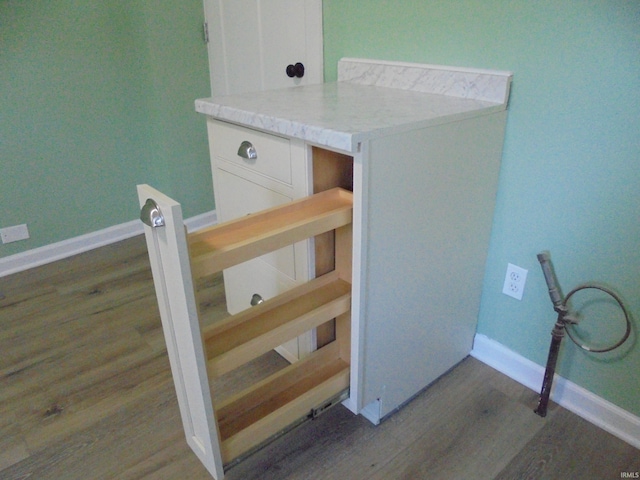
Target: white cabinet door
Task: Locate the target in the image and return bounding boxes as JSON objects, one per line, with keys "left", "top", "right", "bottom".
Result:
{"left": 203, "top": 0, "right": 323, "bottom": 95}
{"left": 215, "top": 170, "right": 309, "bottom": 362}
{"left": 206, "top": 120, "right": 314, "bottom": 363}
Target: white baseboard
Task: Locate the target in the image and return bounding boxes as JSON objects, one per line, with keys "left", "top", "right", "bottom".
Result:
{"left": 471, "top": 333, "right": 640, "bottom": 450}
{"left": 184, "top": 209, "right": 218, "bottom": 234}
{"left": 0, "top": 210, "right": 217, "bottom": 278}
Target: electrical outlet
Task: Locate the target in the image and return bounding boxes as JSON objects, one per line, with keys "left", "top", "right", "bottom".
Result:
{"left": 502, "top": 263, "right": 528, "bottom": 300}
{"left": 0, "top": 224, "right": 30, "bottom": 244}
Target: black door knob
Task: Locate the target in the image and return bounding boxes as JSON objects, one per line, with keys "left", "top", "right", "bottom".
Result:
{"left": 286, "top": 62, "right": 305, "bottom": 78}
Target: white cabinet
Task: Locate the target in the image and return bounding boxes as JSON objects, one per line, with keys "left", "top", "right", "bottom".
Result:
{"left": 207, "top": 120, "right": 314, "bottom": 361}
{"left": 139, "top": 58, "right": 514, "bottom": 477}
{"left": 197, "top": 58, "right": 513, "bottom": 424}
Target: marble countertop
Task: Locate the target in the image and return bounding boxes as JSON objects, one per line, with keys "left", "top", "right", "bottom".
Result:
{"left": 195, "top": 58, "right": 512, "bottom": 153}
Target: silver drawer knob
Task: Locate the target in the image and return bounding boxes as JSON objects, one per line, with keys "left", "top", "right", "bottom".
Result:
{"left": 140, "top": 198, "right": 165, "bottom": 228}
{"left": 237, "top": 141, "right": 257, "bottom": 160}
{"left": 250, "top": 293, "right": 264, "bottom": 306}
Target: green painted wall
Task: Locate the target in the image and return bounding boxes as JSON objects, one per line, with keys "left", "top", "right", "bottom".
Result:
{"left": 1, "top": 0, "right": 213, "bottom": 257}
{"left": 324, "top": 1, "right": 640, "bottom": 416}
{"left": 3, "top": 1, "right": 639, "bottom": 418}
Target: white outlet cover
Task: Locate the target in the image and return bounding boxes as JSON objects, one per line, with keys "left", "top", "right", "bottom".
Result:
{"left": 0, "top": 224, "right": 30, "bottom": 244}
{"left": 502, "top": 263, "right": 528, "bottom": 300}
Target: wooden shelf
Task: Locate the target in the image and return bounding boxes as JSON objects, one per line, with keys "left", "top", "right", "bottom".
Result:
{"left": 203, "top": 271, "right": 351, "bottom": 378}
{"left": 188, "top": 187, "right": 353, "bottom": 278}
{"left": 215, "top": 342, "right": 350, "bottom": 464}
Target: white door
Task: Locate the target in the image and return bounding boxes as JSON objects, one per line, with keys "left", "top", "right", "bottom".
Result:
{"left": 203, "top": 0, "right": 323, "bottom": 95}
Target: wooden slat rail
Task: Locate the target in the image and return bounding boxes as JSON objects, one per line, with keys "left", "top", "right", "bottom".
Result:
{"left": 138, "top": 184, "right": 353, "bottom": 477}
{"left": 203, "top": 271, "right": 351, "bottom": 378}
{"left": 215, "top": 341, "right": 350, "bottom": 463}
{"left": 188, "top": 187, "right": 353, "bottom": 278}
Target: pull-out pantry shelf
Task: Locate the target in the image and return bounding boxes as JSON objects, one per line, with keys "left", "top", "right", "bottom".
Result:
{"left": 215, "top": 341, "right": 349, "bottom": 463}
{"left": 204, "top": 271, "right": 351, "bottom": 378}
{"left": 137, "top": 185, "right": 353, "bottom": 480}
{"left": 188, "top": 187, "right": 353, "bottom": 278}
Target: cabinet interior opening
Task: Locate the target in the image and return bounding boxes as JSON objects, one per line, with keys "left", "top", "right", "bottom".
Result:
{"left": 312, "top": 147, "right": 354, "bottom": 348}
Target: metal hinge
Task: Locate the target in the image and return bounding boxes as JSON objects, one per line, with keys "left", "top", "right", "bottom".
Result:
{"left": 203, "top": 21, "right": 209, "bottom": 43}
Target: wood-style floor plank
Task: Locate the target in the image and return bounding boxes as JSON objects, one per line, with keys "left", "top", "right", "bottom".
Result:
{"left": 1, "top": 235, "right": 638, "bottom": 479}
{"left": 496, "top": 407, "right": 640, "bottom": 479}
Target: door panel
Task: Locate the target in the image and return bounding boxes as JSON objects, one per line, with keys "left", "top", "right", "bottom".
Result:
{"left": 204, "top": 0, "right": 323, "bottom": 95}
{"left": 259, "top": 0, "right": 307, "bottom": 89}
{"left": 137, "top": 185, "right": 225, "bottom": 480}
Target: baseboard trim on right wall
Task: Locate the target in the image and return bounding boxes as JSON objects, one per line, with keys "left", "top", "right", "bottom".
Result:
{"left": 471, "top": 333, "right": 640, "bottom": 450}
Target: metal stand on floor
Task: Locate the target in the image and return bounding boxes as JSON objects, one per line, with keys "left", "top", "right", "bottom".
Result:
{"left": 534, "top": 252, "right": 631, "bottom": 417}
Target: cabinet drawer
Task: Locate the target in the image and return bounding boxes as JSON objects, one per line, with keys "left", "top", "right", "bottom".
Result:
{"left": 210, "top": 120, "right": 292, "bottom": 184}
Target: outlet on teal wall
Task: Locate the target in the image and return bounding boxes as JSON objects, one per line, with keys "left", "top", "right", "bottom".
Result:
{"left": 1, "top": 1, "right": 213, "bottom": 257}
{"left": 323, "top": 0, "right": 640, "bottom": 416}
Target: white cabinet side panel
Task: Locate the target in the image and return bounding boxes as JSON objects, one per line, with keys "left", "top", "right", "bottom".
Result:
{"left": 360, "top": 112, "right": 507, "bottom": 418}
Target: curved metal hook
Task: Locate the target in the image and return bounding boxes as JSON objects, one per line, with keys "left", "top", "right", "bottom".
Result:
{"left": 563, "top": 284, "right": 631, "bottom": 353}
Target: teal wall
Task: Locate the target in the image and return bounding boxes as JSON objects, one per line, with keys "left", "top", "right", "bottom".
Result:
{"left": 3, "top": 1, "right": 639, "bottom": 417}
{"left": 324, "top": 1, "right": 640, "bottom": 416}
{"left": 1, "top": 1, "right": 213, "bottom": 257}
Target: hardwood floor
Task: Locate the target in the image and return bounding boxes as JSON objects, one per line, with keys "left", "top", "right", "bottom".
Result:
{"left": 1, "top": 235, "right": 638, "bottom": 479}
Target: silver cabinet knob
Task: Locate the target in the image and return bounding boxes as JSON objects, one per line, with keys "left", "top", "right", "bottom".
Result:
{"left": 140, "top": 198, "right": 165, "bottom": 228}
{"left": 250, "top": 293, "right": 264, "bottom": 306}
{"left": 237, "top": 141, "right": 257, "bottom": 160}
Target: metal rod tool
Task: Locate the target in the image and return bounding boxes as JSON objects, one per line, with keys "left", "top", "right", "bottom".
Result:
{"left": 534, "top": 252, "right": 630, "bottom": 417}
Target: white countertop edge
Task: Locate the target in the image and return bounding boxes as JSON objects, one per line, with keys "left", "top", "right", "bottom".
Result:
{"left": 195, "top": 98, "right": 506, "bottom": 154}
{"left": 195, "top": 98, "right": 354, "bottom": 151}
